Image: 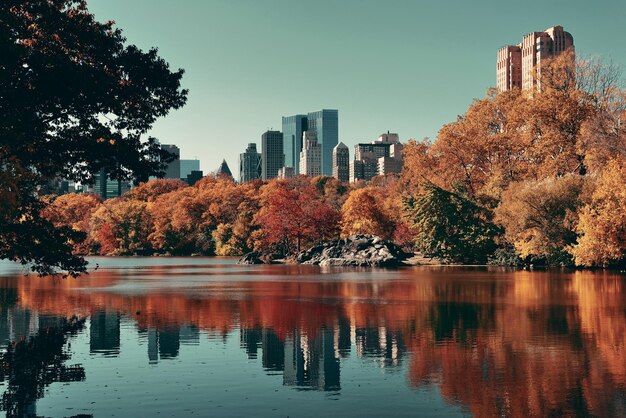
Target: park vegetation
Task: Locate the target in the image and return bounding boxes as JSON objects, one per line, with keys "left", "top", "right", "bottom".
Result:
{"left": 40, "top": 51, "right": 626, "bottom": 269}
{"left": 0, "top": 0, "right": 187, "bottom": 275}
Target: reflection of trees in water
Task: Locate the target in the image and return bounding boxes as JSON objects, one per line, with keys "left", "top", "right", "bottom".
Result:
{"left": 0, "top": 316, "right": 88, "bottom": 418}
{"left": 6, "top": 269, "right": 626, "bottom": 416}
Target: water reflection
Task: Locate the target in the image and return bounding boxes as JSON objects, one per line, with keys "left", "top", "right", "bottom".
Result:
{"left": 0, "top": 314, "right": 86, "bottom": 418}
{"left": 0, "top": 263, "right": 625, "bottom": 417}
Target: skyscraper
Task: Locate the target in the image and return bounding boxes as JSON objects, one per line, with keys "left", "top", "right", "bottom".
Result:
{"left": 261, "top": 130, "right": 284, "bottom": 181}
{"left": 216, "top": 159, "right": 233, "bottom": 178}
{"left": 239, "top": 143, "right": 262, "bottom": 183}
{"left": 299, "top": 131, "right": 322, "bottom": 177}
{"left": 349, "top": 133, "right": 403, "bottom": 182}
{"left": 306, "top": 109, "right": 338, "bottom": 176}
{"left": 161, "top": 144, "right": 181, "bottom": 179}
{"left": 282, "top": 109, "right": 338, "bottom": 176}
{"left": 497, "top": 26, "right": 574, "bottom": 92}
{"left": 332, "top": 142, "right": 349, "bottom": 183}
{"left": 282, "top": 115, "right": 307, "bottom": 175}
{"left": 88, "top": 168, "right": 131, "bottom": 199}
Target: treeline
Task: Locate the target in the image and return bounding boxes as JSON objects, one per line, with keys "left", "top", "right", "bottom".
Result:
{"left": 42, "top": 175, "right": 410, "bottom": 259}
{"left": 44, "top": 52, "right": 626, "bottom": 267}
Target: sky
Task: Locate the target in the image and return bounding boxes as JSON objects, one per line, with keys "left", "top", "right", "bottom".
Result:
{"left": 88, "top": 0, "right": 626, "bottom": 175}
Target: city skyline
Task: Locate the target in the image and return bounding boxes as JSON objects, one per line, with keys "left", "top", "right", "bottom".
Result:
{"left": 87, "top": 0, "right": 626, "bottom": 175}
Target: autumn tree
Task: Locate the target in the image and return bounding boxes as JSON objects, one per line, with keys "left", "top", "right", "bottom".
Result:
{"left": 254, "top": 178, "right": 341, "bottom": 255}
{"left": 340, "top": 178, "right": 412, "bottom": 245}
{"left": 41, "top": 193, "right": 101, "bottom": 254}
{"left": 570, "top": 159, "right": 626, "bottom": 266}
{"left": 146, "top": 175, "right": 263, "bottom": 256}
{"left": 0, "top": 0, "right": 187, "bottom": 274}
{"left": 125, "top": 179, "right": 187, "bottom": 202}
{"left": 494, "top": 175, "right": 584, "bottom": 263}
{"left": 212, "top": 180, "right": 263, "bottom": 256}
{"left": 89, "top": 198, "right": 153, "bottom": 255}
{"left": 148, "top": 187, "right": 198, "bottom": 254}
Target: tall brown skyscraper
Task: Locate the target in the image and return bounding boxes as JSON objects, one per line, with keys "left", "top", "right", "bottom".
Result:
{"left": 497, "top": 26, "right": 574, "bottom": 92}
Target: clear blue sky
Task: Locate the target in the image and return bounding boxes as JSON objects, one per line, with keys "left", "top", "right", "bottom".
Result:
{"left": 89, "top": 0, "right": 626, "bottom": 174}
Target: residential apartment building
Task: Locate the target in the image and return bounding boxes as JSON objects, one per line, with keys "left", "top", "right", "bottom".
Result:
{"left": 277, "top": 166, "right": 295, "bottom": 179}
{"left": 497, "top": 25, "right": 574, "bottom": 92}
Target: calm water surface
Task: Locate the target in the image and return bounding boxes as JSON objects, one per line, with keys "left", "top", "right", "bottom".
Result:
{"left": 1, "top": 257, "right": 625, "bottom": 417}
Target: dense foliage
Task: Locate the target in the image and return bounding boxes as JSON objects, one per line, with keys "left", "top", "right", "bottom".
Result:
{"left": 43, "top": 175, "right": 415, "bottom": 258}
{"left": 402, "top": 51, "right": 626, "bottom": 266}
{"left": 0, "top": 0, "right": 187, "bottom": 275}
{"left": 405, "top": 184, "right": 500, "bottom": 263}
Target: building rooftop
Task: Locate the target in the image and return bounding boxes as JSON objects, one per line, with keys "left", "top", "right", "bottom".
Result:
{"left": 216, "top": 159, "right": 233, "bottom": 177}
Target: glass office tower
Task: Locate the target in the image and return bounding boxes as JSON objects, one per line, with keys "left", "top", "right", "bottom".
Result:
{"left": 261, "top": 130, "right": 284, "bottom": 181}
{"left": 282, "top": 110, "right": 338, "bottom": 176}
{"left": 281, "top": 114, "right": 307, "bottom": 175}
{"left": 307, "top": 109, "right": 338, "bottom": 176}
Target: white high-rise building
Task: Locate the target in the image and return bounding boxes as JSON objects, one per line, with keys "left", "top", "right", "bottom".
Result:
{"left": 299, "top": 131, "right": 322, "bottom": 177}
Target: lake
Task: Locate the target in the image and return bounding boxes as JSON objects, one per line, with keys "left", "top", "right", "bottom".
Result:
{"left": 1, "top": 257, "right": 625, "bottom": 417}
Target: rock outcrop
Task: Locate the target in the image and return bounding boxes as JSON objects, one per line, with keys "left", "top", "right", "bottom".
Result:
{"left": 296, "top": 235, "right": 412, "bottom": 267}
{"left": 238, "top": 252, "right": 265, "bottom": 264}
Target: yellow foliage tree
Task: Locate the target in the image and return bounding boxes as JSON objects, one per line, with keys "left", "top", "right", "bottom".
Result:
{"left": 341, "top": 186, "right": 395, "bottom": 240}
{"left": 494, "top": 175, "right": 584, "bottom": 261}
{"left": 570, "top": 159, "right": 626, "bottom": 266}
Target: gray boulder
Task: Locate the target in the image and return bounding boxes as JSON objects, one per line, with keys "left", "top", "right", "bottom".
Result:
{"left": 238, "top": 252, "right": 265, "bottom": 264}
{"left": 296, "top": 235, "right": 411, "bottom": 267}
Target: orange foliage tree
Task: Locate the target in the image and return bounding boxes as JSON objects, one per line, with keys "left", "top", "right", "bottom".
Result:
{"left": 148, "top": 175, "right": 262, "bottom": 256}
{"left": 41, "top": 193, "right": 101, "bottom": 254}
{"left": 125, "top": 179, "right": 187, "bottom": 202}
{"left": 89, "top": 198, "right": 152, "bottom": 255}
{"left": 341, "top": 176, "right": 412, "bottom": 246}
{"left": 570, "top": 159, "right": 626, "bottom": 266}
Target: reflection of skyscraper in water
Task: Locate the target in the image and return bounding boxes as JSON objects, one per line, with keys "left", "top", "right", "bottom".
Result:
{"left": 89, "top": 311, "right": 121, "bottom": 356}
{"left": 283, "top": 337, "right": 296, "bottom": 386}
{"left": 147, "top": 328, "right": 158, "bottom": 364}
{"left": 336, "top": 317, "right": 351, "bottom": 358}
{"left": 354, "top": 325, "right": 405, "bottom": 368}
{"left": 282, "top": 327, "right": 340, "bottom": 391}
{"left": 0, "top": 285, "right": 18, "bottom": 349}
{"left": 158, "top": 328, "right": 180, "bottom": 359}
{"left": 241, "top": 327, "right": 262, "bottom": 359}
{"left": 39, "top": 314, "right": 64, "bottom": 330}
{"left": 261, "top": 328, "right": 284, "bottom": 372}
{"left": 0, "top": 307, "right": 9, "bottom": 350}
{"left": 141, "top": 326, "right": 181, "bottom": 363}
{"left": 318, "top": 327, "right": 340, "bottom": 391}
{"left": 7, "top": 307, "right": 39, "bottom": 344}
{"left": 179, "top": 324, "right": 200, "bottom": 346}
